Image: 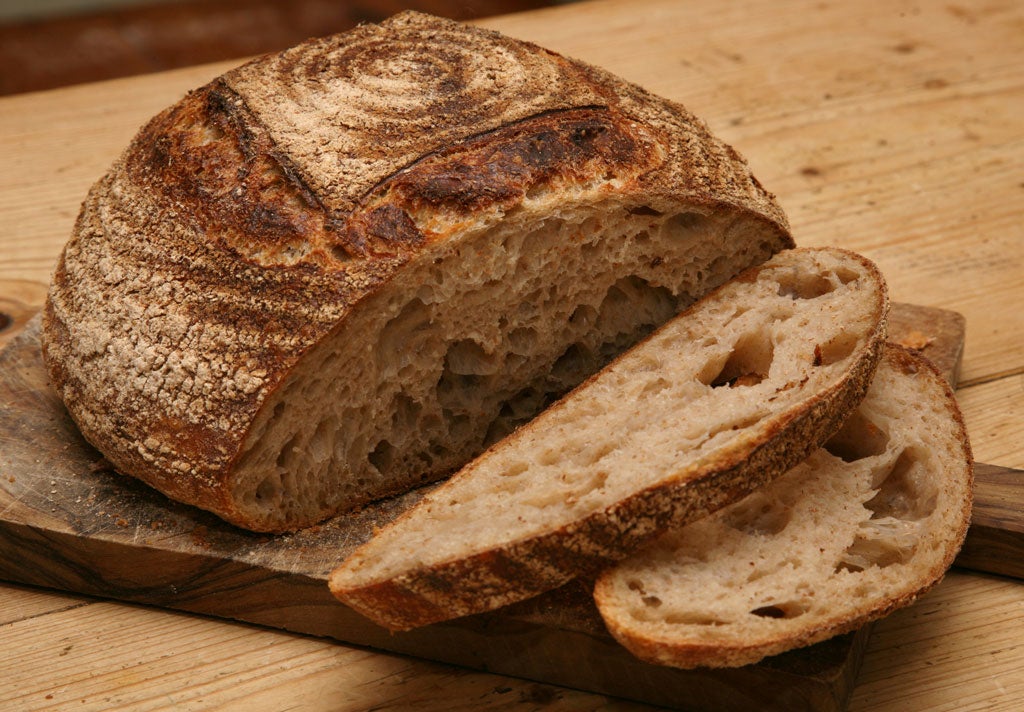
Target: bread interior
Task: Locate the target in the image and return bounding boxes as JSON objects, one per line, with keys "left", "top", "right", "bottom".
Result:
{"left": 333, "top": 248, "right": 883, "bottom": 584}
{"left": 593, "top": 346, "right": 971, "bottom": 668}
{"left": 232, "top": 201, "right": 778, "bottom": 528}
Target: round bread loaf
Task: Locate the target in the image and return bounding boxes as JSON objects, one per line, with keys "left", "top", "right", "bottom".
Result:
{"left": 42, "top": 11, "right": 792, "bottom": 532}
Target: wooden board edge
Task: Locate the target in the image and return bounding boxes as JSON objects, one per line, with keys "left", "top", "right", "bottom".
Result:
{"left": 955, "top": 463, "right": 1024, "bottom": 580}
{"left": 0, "top": 517, "right": 860, "bottom": 712}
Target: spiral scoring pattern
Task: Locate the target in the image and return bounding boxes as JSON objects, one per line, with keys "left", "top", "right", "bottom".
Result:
{"left": 224, "top": 12, "right": 607, "bottom": 215}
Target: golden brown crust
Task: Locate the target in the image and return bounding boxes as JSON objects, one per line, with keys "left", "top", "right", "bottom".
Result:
{"left": 42, "top": 11, "right": 792, "bottom": 531}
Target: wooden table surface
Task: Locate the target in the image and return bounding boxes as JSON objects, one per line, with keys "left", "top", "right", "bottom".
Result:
{"left": 1, "top": 0, "right": 1022, "bottom": 709}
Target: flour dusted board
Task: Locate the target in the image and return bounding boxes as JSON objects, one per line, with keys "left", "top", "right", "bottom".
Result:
{"left": 0, "top": 303, "right": 1015, "bottom": 711}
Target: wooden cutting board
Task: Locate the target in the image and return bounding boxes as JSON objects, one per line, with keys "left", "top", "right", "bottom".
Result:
{"left": 0, "top": 302, "right": 1019, "bottom": 711}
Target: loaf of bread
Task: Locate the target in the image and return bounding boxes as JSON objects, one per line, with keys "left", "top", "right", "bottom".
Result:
{"left": 41, "top": 11, "right": 793, "bottom": 533}
{"left": 593, "top": 345, "right": 973, "bottom": 669}
{"left": 329, "top": 247, "right": 889, "bottom": 630}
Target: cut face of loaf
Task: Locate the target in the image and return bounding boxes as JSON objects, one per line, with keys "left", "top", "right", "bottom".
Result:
{"left": 234, "top": 205, "right": 778, "bottom": 530}
{"left": 328, "top": 247, "right": 889, "bottom": 631}
{"left": 593, "top": 345, "right": 973, "bottom": 669}
{"left": 41, "top": 11, "right": 793, "bottom": 533}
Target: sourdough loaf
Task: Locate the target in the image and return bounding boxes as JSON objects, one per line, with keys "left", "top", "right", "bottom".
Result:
{"left": 593, "top": 345, "right": 973, "bottom": 669}
{"left": 41, "top": 11, "right": 793, "bottom": 533}
{"left": 328, "top": 247, "right": 889, "bottom": 630}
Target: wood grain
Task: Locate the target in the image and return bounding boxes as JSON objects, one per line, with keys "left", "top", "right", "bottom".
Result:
{"left": 3, "top": 570, "right": 1019, "bottom": 712}
{"left": 956, "top": 464, "right": 1024, "bottom": 581}
{"left": 1, "top": 0, "right": 1022, "bottom": 709}
{"left": 849, "top": 571, "right": 1024, "bottom": 712}
{"left": 957, "top": 377, "right": 1024, "bottom": 471}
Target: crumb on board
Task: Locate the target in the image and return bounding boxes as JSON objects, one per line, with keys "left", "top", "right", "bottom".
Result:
{"left": 896, "top": 329, "right": 935, "bottom": 351}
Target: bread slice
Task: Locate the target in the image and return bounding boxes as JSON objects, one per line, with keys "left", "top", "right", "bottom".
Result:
{"left": 41, "top": 11, "right": 793, "bottom": 533}
{"left": 328, "top": 247, "right": 889, "bottom": 630}
{"left": 593, "top": 345, "right": 973, "bottom": 669}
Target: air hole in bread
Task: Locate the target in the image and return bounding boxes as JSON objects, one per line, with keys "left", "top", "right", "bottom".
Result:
{"left": 750, "top": 601, "right": 805, "bottom": 619}
{"left": 866, "top": 448, "right": 936, "bottom": 520}
{"left": 550, "top": 343, "right": 593, "bottom": 387}
{"left": 777, "top": 271, "right": 841, "bottom": 300}
{"left": 702, "top": 331, "right": 774, "bottom": 388}
{"left": 814, "top": 330, "right": 859, "bottom": 367}
{"left": 581, "top": 442, "right": 616, "bottom": 466}
{"left": 641, "top": 376, "right": 672, "bottom": 397}
{"left": 724, "top": 493, "right": 791, "bottom": 535}
{"left": 665, "top": 212, "right": 706, "bottom": 233}
{"left": 745, "top": 567, "right": 771, "bottom": 584}
{"left": 436, "top": 367, "right": 482, "bottom": 414}
{"left": 594, "top": 277, "right": 675, "bottom": 350}
{"left": 833, "top": 266, "right": 860, "bottom": 285}
{"left": 255, "top": 473, "right": 282, "bottom": 504}
{"left": 663, "top": 612, "right": 729, "bottom": 626}
{"left": 390, "top": 393, "right": 422, "bottom": 432}
{"left": 500, "top": 461, "right": 529, "bottom": 478}
{"left": 627, "top": 205, "right": 663, "bottom": 217}
{"left": 508, "top": 326, "right": 538, "bottom": 354}
{"left": 380, "top": 297, "right": 430, "bottom": 356}
{"left": 701, "top": 414, "right": 763, "bottom": 445}
{"left": 642, "top": 595, "right": 662, "bottom": 608}
{"left": 309, "top": 417, "right": 335, "bottom": 463}
{"left": 276, "top": 434, "right": 300, "bottom": 470}
{"left": 835, "top": 448, "right": 935, "bottom": 573}
{"left": 502, "top": 387, "right": 545, "bottom": 422}
{"left": 368, "top": 439, "right": 396, "bottom": 474}
{"left": 581, "top": 470, "right": 611, "bottom": 495}
{"left": 824, "top": 410, "right": 889, "bottom": 462}
{"left": 569, "top": 304, "right": 598, "bottom": 328}
{"left": 441, "top": 408, "right": 473, "bottom": 444}
{"left": 524, "top": 183, "right": 546, "bottom": 201}
{"left": 258, "top": 163, "right": 286, "bottom": 187}
{"left": 445, "top": 338, "right": 501, "bottom": 376}
{"left": 538, "top": 448, "right": 560, "bottom": 467}
{"left": 837, "top": 521, "right": 919, "bottom": 572}
{"left": 627, "top": 579, "right": 646, "bottom": 593}
{"left": 510, "top": 219, "right": 563, "bottom": 279}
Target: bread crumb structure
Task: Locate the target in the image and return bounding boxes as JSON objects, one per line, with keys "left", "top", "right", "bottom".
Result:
{"left": 329, "top": 247, "right": 888, "bottom": 630}
{"left": 594, "top": 345, "right": 972, "bottom": 668}
{"left": 41, "top": 12, "right": 793, "bottom": 532}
